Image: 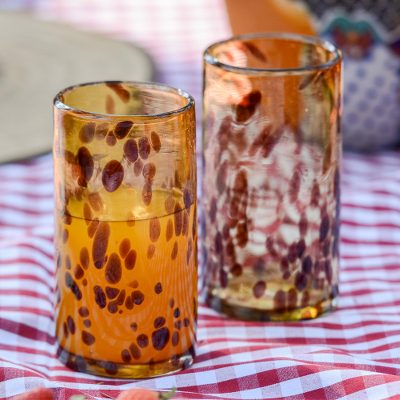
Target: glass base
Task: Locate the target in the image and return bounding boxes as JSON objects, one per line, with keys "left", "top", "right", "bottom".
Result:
{"left": 57, "top": 345, "right": 195, "bottom": 379}
{"left": 206, "top": 292, "right": 338, "bottom": 321}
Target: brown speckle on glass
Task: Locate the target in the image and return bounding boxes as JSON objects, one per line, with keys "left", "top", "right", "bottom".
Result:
{"left": 92, "top": 222, "right": 110, "bottom": 269}
{"left": 82, "top": 331, "right": 96, "bottom": 345}
{"left": 138, "top": 137, "right": 151, "bottom": 160}
{"left": 106, "top": 82, "right": 130, "bottom": 103}
{"left": 151, "top": 131, "right": 161, "bottom": 152}
{"left": 105, "top": 253, "right": 122, "bottom": 284}
{"left": 79, "top": 123, "right": 95, "bottom": 143}
{"left": 124, "top": 139, "right": 139, "bottom": 163}
{"left": 114, "top": 120, "right": 133, "bottom": 140}
{"left": 124, "top": 249, "right": 137, "bottom": 270}
{"left": 102, "top": 160, "right": 124, "bottom": 192}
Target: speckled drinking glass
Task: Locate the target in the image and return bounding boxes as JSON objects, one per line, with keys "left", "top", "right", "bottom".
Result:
{"left": 202, "top": 33, "right": 342, "bottom": 321}
{"left": 53, "top": 81, "right": 197, "bottom": 378}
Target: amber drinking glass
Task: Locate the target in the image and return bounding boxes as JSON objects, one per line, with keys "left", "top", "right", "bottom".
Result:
{"left": 53, "top": 81, "right": 197, "bottom": 378}
{"left": 202, "top": 33, "right": 342, "bottom": 321}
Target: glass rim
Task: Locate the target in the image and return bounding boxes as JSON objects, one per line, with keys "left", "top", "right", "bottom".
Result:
{"left": 53, "top": 80, "right": 195, "bottom": 119}
{"left": 203, "top": 32, "right": 342, "bottom": 75}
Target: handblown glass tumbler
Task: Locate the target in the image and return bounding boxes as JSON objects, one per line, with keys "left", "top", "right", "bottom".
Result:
{"left": 202, "top": 34, "right": 342, "bottom": 321}
{"left": 53, "top": 81, "right": 197, "bottom": 378}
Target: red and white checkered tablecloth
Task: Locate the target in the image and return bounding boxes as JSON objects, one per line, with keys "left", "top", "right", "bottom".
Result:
{"left": 1, "top": 1, "right": 400, "bottom": 399}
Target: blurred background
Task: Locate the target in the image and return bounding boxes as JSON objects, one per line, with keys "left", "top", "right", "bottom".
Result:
{"left": 0, "top": 0, "right": 398, "bottom": 162}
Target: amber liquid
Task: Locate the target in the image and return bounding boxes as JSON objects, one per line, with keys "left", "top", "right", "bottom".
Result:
{"left": 55, "top": 197, "right": 197, "bottom": 378}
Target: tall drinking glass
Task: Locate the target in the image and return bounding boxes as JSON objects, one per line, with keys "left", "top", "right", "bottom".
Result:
{"left": 202, "top": 33, "right": 342, "bottom": 321}
{"left": 53, "top": 81, "right": 197, "bottom": 378}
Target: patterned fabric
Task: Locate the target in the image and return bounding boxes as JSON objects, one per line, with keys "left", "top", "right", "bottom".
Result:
{"left": 1, "top": 1, "right": 400, "bottom": 399}
{"left": 304, "top": 0, "right": 400, "bottom": 31}
{"left": 303, "top": 0, "right": 400, "bottom": 151}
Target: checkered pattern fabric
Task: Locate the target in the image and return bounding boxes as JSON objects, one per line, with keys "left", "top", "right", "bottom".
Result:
{"left": 1, "top": 1, "right": 400, "bottom": 399}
